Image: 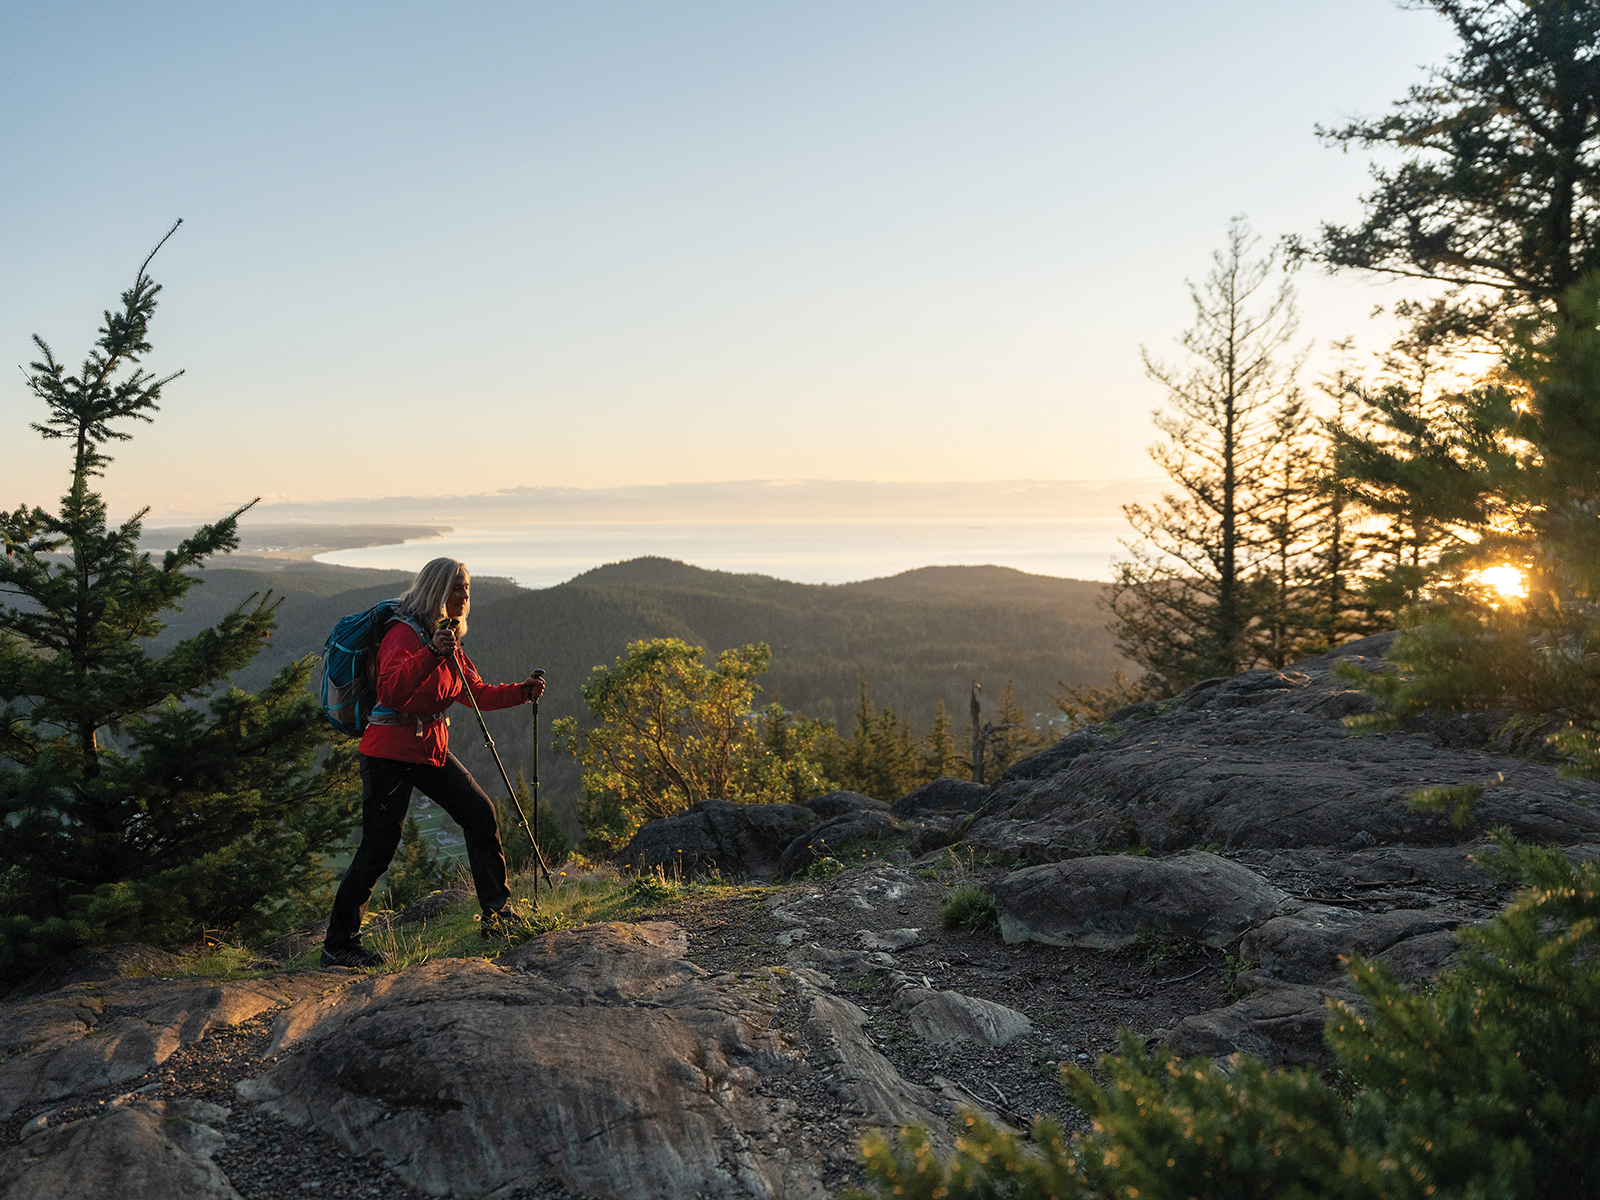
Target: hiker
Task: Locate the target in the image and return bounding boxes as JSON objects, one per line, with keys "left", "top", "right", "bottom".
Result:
{"left": 322, "top": 556, "right": 545, "bottom": 968}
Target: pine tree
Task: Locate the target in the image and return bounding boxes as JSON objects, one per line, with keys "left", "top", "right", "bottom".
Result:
{"left": 977, "top": 682, "right": 1048, "bottom": 779}
{"left": 1249, "top": 395, "right": 1326, "bottom": 667}
{"left": 917, "top": 699, "right": 966, "bottom": 783}
{"left": 378, "top": 815, "right": 453, "bottom": 910}
{"left": 1305, "top": 0, "right": 1600, "bottom": 338}
{"left": 1110, "top": 217, "right": 1307, "bottom": 693}
{"left": 0, "top": 232, "right": 358, "bottom": 982}
{"left": 1304, "top": 338, "right": 1380, "bottom": 642}
{"left": 500, "top": 769, "right": 570, "bottom": 875}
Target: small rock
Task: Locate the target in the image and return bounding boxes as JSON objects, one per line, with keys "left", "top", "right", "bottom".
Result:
{"left": 905, "top": 992, "right": 1031, "bottom": 1047}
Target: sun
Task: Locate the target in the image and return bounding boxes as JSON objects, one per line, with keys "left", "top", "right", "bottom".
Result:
{"left": 1476, "top": 566, "right": 1527, "bottom": 599}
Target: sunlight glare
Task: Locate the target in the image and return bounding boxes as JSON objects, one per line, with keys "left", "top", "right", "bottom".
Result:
{"left": 1477, "top": 566, "right": 1527, "bottom": 599}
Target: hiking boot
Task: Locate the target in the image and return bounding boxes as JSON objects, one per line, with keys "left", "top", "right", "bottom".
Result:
{"left": 479, "top": 906, "right": 535, "bottom": 940}
{"left": 321, "top": 942, "right": 386, "bottom": 969}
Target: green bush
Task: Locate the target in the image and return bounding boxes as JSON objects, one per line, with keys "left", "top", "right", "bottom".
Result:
{"left": 855, "top": 834, "right": 1600, "bottom": 1199}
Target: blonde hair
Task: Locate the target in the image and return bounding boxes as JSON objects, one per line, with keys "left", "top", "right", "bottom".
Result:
{"left": 397, "top": 557, "right": 469, "bottom": 637}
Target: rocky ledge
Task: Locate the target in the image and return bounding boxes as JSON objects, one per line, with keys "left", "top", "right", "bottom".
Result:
{"left": 3, "top": 632, "right": 1595, "bottom": 1198}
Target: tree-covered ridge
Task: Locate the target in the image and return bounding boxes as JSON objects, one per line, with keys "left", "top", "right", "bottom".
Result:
{"left": 149, "top": 556, "right": 1118, "bottom": 836}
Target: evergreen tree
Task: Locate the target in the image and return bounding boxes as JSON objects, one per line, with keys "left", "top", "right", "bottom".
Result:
{"left": 1249, "top": 394, "right": 1327, "bottom": 666}
{"left": 1110, "top": 217, "right": 1306, "bottom": 693}
{"left": 1306, "top": 0, "right": 1600, "bottom": 338}
{"left": 1305, "top": 339, "right": 1381, "bottom": 642}
{"left": 758, "top": 702, "right": 838, "bottom": 804}
{"left": 917, "top": 699, "right": 966, "bottom": 783}
{"left": 1345, "top": 279, "right": 1600, "bottom": 792}
{"left": 377, "top": 815, "right": 453, "bottom": 911}
{"left": 0, "top": 234, "right": 358, "bottom": 982}
{"left": 501, "top": 768, "right": 570, "bottom": 874}
{"left": 973, "top": 682, "right": 1048, "bottom": 779}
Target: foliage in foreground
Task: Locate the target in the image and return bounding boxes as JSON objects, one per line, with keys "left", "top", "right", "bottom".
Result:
{"left": 854, "top": 834, "right": 1600, "bottom": 1200}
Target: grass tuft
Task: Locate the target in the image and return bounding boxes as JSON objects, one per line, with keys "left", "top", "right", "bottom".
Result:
{"left": 939, "top": 885, "right": 999, "bottom": 934}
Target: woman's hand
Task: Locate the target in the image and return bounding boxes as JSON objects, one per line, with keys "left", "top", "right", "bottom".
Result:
{"left": 525, "top": 672, "right": 546, "bottom": 701}
{"left": 431, "top": 623, "right": 459, "bottom": 658}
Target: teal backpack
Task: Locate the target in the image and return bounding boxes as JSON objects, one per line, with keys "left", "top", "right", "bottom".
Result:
{"left": 320, "top": 601, "right": 431, "bottom": 735}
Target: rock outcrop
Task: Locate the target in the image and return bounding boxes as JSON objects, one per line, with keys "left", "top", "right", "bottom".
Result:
{"left": 617, "top": 799, "right": 817, "bottom": 880}
{"left": 778, "top": 809, "right": 905, "bottom": 879}
{"left": 805, "top": 790, "right": 892, "bottom": 821}
{"left": 892, "top": 777, "right": 988, "bottom": 816}
{"left": 0, "top": 1098, "right": 239, "bottom": 1200}
{"left": 966, "top": 635, "right": 1600, "bottom": 867}
{"left": 238, "top": 921, "right": 945, "bottom": 1199}
{"left": 0, "top": 975, "right": 330, "bottom": 1123}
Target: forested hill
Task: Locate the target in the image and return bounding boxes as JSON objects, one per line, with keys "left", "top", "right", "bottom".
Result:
{"left": 161, "top": 555, "right": 1122, "bottom": 831}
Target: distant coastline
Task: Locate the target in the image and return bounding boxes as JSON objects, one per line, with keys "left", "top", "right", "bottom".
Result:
{"left": 311, "top": 515, "right": 1130, "bottom": 587}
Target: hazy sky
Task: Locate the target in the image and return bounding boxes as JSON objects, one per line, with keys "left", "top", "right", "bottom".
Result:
{"left": 3, "top": 2, "right": 1456, "bottom": 520}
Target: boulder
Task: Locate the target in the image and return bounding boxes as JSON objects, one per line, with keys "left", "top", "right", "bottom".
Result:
{"left": 616, "top": 799, "right": 817, "bottom": 880}
{"left": 1240, "top": 904, "right": 1463, "bottom": 984}
{"left": 238, "top": 921, "right": 945, "bottom": 1200}
{"left": 0, "top": 1098, "right": 238, "bottom": 1200}
{"left": 994, "top": 852, "right": 1286, "bottom": 949}
{"left": 904, "top": 991, "right": 1032, "bottom": 1047}
{"left": 1154, "top": 974, "right": 1348, "bottom": 1066}
{"left": 805, "top": 790, "right": 892, "bottom": 822}
{"left": 778, "top": 810, "right": 904, "bottom": 879}
{"left": 891, "top": 777, "right": 988, "bottom": 816}
{"left": 966, "top": 652, "right": 1600, "bottom": 863}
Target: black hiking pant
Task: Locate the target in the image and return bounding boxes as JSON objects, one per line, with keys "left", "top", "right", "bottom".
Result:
{"left": 325, "top": 752, "right": 510, "bottom": 949}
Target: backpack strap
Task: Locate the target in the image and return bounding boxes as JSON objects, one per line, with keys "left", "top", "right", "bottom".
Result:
{"left": 367, "top": 613, "right": 452, "bottom": 729}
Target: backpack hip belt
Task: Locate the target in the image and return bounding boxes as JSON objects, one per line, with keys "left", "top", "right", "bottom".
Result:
{"left": 366, "top": 709, "right": 451, "bottom": 730}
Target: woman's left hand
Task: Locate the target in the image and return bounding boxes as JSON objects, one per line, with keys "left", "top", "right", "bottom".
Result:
{"left": 525, "top": 673, "right": 546, "bottom": 701}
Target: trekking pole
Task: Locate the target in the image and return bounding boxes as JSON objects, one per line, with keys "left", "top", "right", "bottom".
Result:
{"left": 440, "top": 623, "right": 555, "bottom": 900}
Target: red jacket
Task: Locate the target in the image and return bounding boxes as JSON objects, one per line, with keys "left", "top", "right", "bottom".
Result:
{"left": 358, "top": 622, "right": 528, "bottom": 766}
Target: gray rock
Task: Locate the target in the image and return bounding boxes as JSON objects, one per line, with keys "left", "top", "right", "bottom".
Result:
{"left": 778, "top": 810, "right": 904, "bottom": 879}
{"left": 239, "top": 921, "right": 944, "bottom": 1200}
{"left": 805, "top": 791, "right": 892, "bottom": 821}
{"left": 0, "top": 1098, "right": 239, "bottom": 1200}
{"left": 856, "top": 929, "right": 920, "bottom": 952}
{"left": 994, "top": 852, "right": 1286, "bottom": 949}
{"left": 966, "top": 655, "right": 1600, "bottom": 862}
{"left": 1240, "top": 904, "right": 1463, "bottom": 984}
{"left": 905, "top": 991, "right": 1032, "bottom": 1047}
{"left": 0, "top": 975, "right": 334, "bottom": 1122}
{"left": 617, "top": 799, "right": 818, "bottom": 880}
{"left": 1155, "top": 975, "right": 1348, "bottom": 1066}
{"left": 892, "top": 777, "right": 988, "bottom": 816}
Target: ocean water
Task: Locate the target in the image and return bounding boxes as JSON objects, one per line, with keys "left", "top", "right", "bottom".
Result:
{"left": 314, "top": 517, "right": 1130, "bottom": 587}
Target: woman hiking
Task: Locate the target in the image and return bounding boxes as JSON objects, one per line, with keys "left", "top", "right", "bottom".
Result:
{"left": 322, "top": 557, "right": 545, "bottom": 968}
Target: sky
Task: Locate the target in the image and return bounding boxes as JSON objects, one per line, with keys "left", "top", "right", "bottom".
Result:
{"left": 2, "top": 2, "right": 1459, "bottom": 522}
